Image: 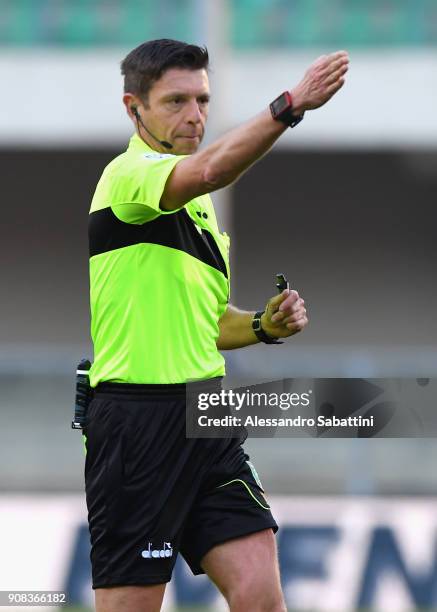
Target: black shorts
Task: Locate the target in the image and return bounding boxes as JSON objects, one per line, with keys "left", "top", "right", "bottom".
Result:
{"left": 84, "top": 380, "right": 278, "bottom": 588}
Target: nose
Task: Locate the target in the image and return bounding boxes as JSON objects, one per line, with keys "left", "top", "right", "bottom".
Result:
{"left": 186, "top": 100, "right": 202, "bottom": 124}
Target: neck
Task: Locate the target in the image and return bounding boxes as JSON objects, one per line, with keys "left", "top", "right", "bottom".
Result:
{"left": 136, "top": 127, "right": 163, "bottom": 153}
{"left": 134, "top": 114, "right": 170, "bottom": 153}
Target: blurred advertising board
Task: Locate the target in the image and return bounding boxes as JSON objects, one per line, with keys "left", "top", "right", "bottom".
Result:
{"left": 1, "top": 495, "right": 437, "bottom": 611}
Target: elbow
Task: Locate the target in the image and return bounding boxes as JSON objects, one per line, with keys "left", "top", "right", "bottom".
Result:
{"left": 202, "top": 165, "right": 229, "bottom": 192}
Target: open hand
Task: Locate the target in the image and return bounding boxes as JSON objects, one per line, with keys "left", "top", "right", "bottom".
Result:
{"left": 291, "top": 50, "right": 349, "bottom": 113}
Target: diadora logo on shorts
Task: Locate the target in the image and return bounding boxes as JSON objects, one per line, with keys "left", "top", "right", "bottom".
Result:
{"left": 141, "top": 541, "right": 173, "bottom": 559}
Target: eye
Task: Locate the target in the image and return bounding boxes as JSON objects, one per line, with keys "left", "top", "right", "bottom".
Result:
{"left": 171, "top": 97, "right": 183, "bottom": 106}
{"left": 198, "top": 96, "right": 210, "bottom": 105}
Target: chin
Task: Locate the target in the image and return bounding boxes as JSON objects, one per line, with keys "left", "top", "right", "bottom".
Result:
{"left": 176, "top": 142, "right": 200, "bottom": 155}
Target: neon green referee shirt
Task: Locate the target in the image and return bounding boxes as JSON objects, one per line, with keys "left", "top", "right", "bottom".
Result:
{"left": 88, "top": 133, "right": 230, "bottom": 386}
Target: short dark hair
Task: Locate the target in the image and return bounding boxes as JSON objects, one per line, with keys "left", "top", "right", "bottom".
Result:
{"left": 121, "top": 38, "right": 209, "bottom": 102}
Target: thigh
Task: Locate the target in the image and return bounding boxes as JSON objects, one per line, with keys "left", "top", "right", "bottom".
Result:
{"left": 202, "top": 529, "right": 285, "bottom": 612}
{"left": 95, "top": 584, "right": 165, "bottom": 612}
{"left": 179, "top": 444, "right": 278, "bottom": 576}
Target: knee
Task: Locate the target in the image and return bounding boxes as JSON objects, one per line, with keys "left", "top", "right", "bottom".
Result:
{"left": 227, "top": 581, "right": 286, "bottom": 612}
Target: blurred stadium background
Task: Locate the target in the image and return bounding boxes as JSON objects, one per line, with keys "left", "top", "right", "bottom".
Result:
{"left": 1, "top": 0, "right": 437, "bottom": 610}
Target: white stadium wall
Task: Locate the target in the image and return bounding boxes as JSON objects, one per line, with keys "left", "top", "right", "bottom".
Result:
{"left": 2, "top": 495, "right": 437, "bottom": 611}
{"left": 1, "top": 50, "right": 436, "bottom": 148}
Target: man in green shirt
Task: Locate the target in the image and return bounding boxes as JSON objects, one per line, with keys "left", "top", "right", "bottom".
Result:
{"left": 85, "top": 38, "right": 349, "bottom": 612}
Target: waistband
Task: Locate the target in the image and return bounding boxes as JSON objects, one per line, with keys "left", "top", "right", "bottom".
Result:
{"left": 93, "top": 377, "right": 223, "bottom": 397}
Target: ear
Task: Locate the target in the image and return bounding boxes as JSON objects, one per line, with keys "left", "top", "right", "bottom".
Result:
{"left": 123, "top": 93, "right": 139, "bottom": 119}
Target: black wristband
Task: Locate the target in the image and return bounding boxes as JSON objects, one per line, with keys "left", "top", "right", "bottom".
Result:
{"left": 252, "top": 311, "right": 283, "bottom": 345}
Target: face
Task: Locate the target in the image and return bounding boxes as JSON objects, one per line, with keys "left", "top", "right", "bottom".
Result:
{"left": 131, "top": 67, "right": 210, "bottom": 155}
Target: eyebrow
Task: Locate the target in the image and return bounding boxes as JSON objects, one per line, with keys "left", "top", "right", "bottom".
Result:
{"left": 162, "top": 91, "right": 210, "bottom": 100}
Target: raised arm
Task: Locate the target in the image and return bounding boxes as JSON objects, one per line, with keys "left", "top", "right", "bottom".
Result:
{"left": 161, "top": 51, "right": 349, "bottom": 210}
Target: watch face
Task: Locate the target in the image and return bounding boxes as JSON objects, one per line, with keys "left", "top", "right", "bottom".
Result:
{"left": 272, "top": 93, "right": 291, "bottom": 116}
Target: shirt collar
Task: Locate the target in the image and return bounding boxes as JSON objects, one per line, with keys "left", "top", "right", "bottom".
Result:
{"left": 127, "top": 132, "right": 156, "bottom": 153}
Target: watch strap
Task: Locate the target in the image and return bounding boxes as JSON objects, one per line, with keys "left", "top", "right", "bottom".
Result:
{"left": 252, "top": 311, "right": 283, "bottom": 345}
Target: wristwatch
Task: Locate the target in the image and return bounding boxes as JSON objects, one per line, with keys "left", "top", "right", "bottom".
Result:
{"left": 270, "top": 91, "right": 304, "bottom": 128}
{"left": 252, "top": 311, "right": 283, "bottom": 345}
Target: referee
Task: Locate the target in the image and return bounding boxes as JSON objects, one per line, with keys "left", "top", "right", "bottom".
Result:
{"left": 85, "top": 39, "right": 349, "bottom": 612}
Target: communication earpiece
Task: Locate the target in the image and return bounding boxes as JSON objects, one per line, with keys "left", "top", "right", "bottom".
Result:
{"left": 130, "top": 104, "right": 173, "bottom": 150}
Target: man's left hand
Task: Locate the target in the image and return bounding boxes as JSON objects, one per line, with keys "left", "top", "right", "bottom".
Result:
{"left": 261, "top": 289, "right": 308, "bottom": 339}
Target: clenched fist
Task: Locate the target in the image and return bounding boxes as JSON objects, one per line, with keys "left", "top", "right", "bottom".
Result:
{"left": 291, "top": 51, "right": 349, "bottom": 113}
{"left": 261, "top": 289, "right": 308, "bottom": 339}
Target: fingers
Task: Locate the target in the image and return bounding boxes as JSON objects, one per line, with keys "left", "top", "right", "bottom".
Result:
{"left": 283, "top": 305, "right": 307, "bottom": 325}
{"left": 330, "top": 50, "right": 349, "bottom": 60}
{"left": 325, "top": 68, "right": 347, "bottom": 88}
{"left": 323, "top": 57, "right": 349, "bottom": 77}
{"left": 285, "top": 315, "right": 309, "bottom": 333}
{"left": 325, "top": 77, "right": 345, "bottom": 97}
{"left": 267, "top": 289, "right": 290, "bottom": 315}
{"left": 271, "top": 293, "right": 304, "bottom": 323}
{"left": 263, "top": 288, "right": 309, "bottom": 338}
{"left": 267, "top": 290, "right": 295, "bottom": 321}
{"left": 278, "top": 311, "right": 309, "bottom": 333}
{"left": 324, "top": 62, "right": 349, "bottom": 88}
{"left": 316, "top": 50, "right": 349, "bottom": 71}
{"left": 279, "top": 290, "right": 300, "bottom": 312}
{"left": 321, "top": 57, "right": 348, "bottom": 97}
{"left": 307, "top": 50, "right": 349, "bottom": 105}
{"left": 324, "top": 58, "right": 349, "bottom": 76}
{"left": 319, "top": 54, "right": 349, "bottom": 90}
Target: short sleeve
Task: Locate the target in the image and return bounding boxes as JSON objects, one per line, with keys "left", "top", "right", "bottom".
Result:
{"left": 92, "top": 151, "right": 188, "bottom": 224}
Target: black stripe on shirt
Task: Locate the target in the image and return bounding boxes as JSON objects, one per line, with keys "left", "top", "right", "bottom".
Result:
{"left": 89, "top": 207, "right": 228, "bottom": 278}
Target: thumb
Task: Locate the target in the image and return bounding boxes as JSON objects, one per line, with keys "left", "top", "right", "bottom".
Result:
{"left": 266, "top": 289, "right": 290, "bottom": 315}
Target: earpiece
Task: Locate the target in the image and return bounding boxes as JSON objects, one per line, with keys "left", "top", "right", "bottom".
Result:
{"left": 131, "top": 104, "right": 173, "bottom": 150}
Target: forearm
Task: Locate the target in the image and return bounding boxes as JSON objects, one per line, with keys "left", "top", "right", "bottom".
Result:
{"left": 197, "top": 108, "right": 289, "bottom": 190}
{"left": 216, "top": 304, "right": 259, "bottom": 350}
{"left": 161, "top": 108, "right": 290, "bottom": 210}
